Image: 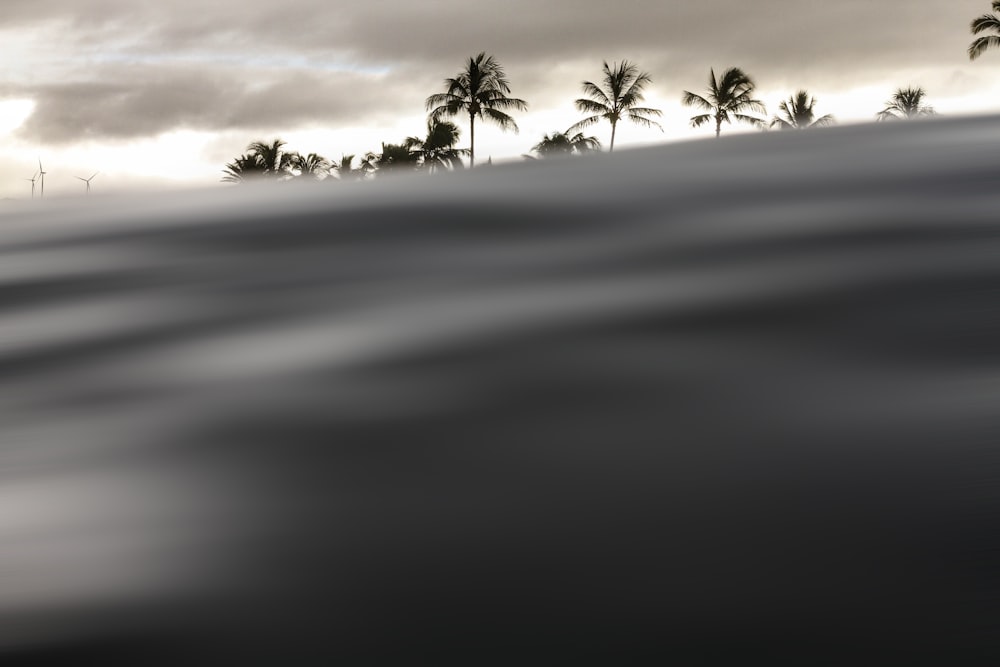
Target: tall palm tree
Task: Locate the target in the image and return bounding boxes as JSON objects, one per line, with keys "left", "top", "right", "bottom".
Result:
{"left": 771, "top": 90, "right": 834, "bottom": 130}
{"left": 528, "top": 130, "right": 602, "bottom": 158}
{"left": 876, "top": 87, "right": 936, "bottom": 121}
{"left": 682, "top": 67, "right": 767, "bottom": 137}
{"left": 970, "top": 1, "right": 1000, "bottom": 60}
{"left": 568, "top": 61, "right": 662, "bottom": 153}
{"left": 426, "top": 52, "right": 527, "bottom": 168}
{"left": 409, "top": 120, "right": 470, "bottom": 173}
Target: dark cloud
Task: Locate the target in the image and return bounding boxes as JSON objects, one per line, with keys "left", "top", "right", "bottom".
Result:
{"left": 6, "top": 65, "right": 427, "bottom": 143}
{"left": 3, "top": 0, "right": 999, "bottom": 144}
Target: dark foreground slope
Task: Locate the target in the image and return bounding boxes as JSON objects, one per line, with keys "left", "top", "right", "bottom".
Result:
{"left": 1, "top": 117, "right": 999, "bottom": 665}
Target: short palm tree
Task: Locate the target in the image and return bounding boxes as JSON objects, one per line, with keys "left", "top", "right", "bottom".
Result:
{"left": 288, "top": 152, "right": 331, "bottom": 180}
{"left": 568, "top": 61, "right": 662, "bottom": 152}
{"left": 365, "top": 141, "right": 421, "bottom": 176}
{"left": 970, "top": 1, "right": 1000, "bottom": 60}
{"left": 331, "top": 155, "right": 365, "bottom": 182}
{"left": 246, "top": 139, "right": 295, "bottom": 178}
{"left": 528, "top": 130, "right": 602, "bottom": 158}
{"left": 771, "top": 90, "right": 834, "bottom": 130}
{"left": 221, "top": 153, "right": 267, "bottom": 183}
{"left": 876, "top": 87, "right": 936, "bottom": 121}
{"left": 682, "top": 67, "right": 767, "bottom": 137}
{"left": 426, "top": 52, "right": 527, "bottom": 168}
{"left": 409, "top": 120, "right": 470, "bottom": 173}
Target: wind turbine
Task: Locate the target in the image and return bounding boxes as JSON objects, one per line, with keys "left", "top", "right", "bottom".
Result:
{"left": 24, "top": 171, "right": 38, "bottom": 199}
{"left": 76, "top": 172, "right": 99, "bottom": 195}
{"left": 37, "top": 159, "right": 46, "bottom": 199}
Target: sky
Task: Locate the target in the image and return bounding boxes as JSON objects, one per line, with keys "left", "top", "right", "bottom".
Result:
{"left": 2, "top": 0, "right": 1000, "bottom": 198}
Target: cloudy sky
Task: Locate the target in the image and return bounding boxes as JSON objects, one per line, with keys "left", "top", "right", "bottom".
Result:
{"left": 2, "top": 0, "right": 999, "bottom": 197}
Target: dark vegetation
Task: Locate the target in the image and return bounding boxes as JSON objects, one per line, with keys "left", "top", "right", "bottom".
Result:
{"left": 221, "top": 3, "right": 999, "bottom": 181}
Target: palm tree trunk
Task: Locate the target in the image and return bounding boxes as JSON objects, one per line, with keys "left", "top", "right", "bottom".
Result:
{"left": 469, "top": 112, "right": 476, "bottom": 168}
{"left": 715, "top": 115, "right": 722, "bottom": 138}
{"left": 610, "top": 121, "right": 617, "bottom": 153}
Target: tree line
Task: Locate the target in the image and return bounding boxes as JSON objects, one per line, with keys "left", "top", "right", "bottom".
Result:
{"left": 223, "top": 2, "right": 999, "bottom": 182}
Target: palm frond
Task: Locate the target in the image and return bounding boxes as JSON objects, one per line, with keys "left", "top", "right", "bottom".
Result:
{"left": 566, "top": 115, "right": 604, "bottom": 133}
{"left": 575, "top": 98, "right": 611, "bottom": 115}
{"left": 736, "top": 99, "right": 767, "bottom": 116}
{"left": 971, "top": 14, "right": 1000, "bottom": 34}
{"left": 681, "top": 91, "right": 714, "bottom": 111}
{"left": 479, "top": 94, "right": 528, "bottom": 111}
{"left": 626, "top": 112, "right": 663, "bottom": 131}
{"left": 689, "top": 114, "right": 712, "bottom": 128}
{"left": 481, "top": 107, "right": 520, "bottom": 132}
{"left": 969, "top": 34, "right": 1000, "bottom": 59}
{"left": 580, "top": 81, "right": 612, "bottom": 107}
{"left": 733, "top": 113, "right": 767, "bottom": 128}
{"left": 628, "top": 107, "right": 663, "bottom": 118}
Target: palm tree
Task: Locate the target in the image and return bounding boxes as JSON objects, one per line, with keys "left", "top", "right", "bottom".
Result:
{"left": 358, "top": 153, "right": 379, "bottom": 178}
{"left": 221, "top": 153, "right": 267, "bottom": 183}
{"left": 365, "top": 141, "right": 421, "bottom": 176}
{"left": 246, "top": 139, "right": 295, "bottom": 178}
{"left": 426, "top": 52, "right": 527, "bottom": 168}
{"left": 410, "top": 120, "right": 470, "bottom": 173}
{"left": 682, "top": 67, "right": 767, "bottom": 137}
{"left": 970, "top": 1, "right": 1000, "bottom": 60}
{"left": 876, "top": 87, "right": 936, "bottom": 121}
{"left": 568, "top": 61, "right": 662, "bottom": 152}
{"left": 288, "top": 152, "right": 331, "bottom": 180}
{"left": 528, "top": 130, "right": 602, "bottom": 158}
{"left": 331, "top": 154, "right": 365, "bottom": 182}
{"left": 771, "top": 90, "right": 834, "bottom": 130}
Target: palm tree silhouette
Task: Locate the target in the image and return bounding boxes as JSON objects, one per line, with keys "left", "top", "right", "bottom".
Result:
{"left": 221, "top": 153, "right": 267, "bottom": 183}
{"left": 876, "top": 87, "right": 935, "bottom": 121}
{"left": 332, "top": 155, "right": 365, "bottom": 182}
{"left": 568, "top": 61, "right": 662, "bottom": 153}
{"left": 970, "top": 1, "right": 1000, "bottom": 60}
{"left": 771, "top": 91, "right": 834, "bottom": 130}
{"left": 426, "top": 53, "right": 527, "bottom": 168}
{"left": 528, "top": 130, "right": 602, "bottom": 158}
{"left": 409, "top": 120, "right": 470, "bottom": 173}
{"left": 288, "top": 152, "right": 331, "bottom": 180}
{"left": 682, "top": 67, "right": 766, "bottom": 137}
{"left": 365, "top": 141, "right": 421, "bottom": 176}
{"left": 246, "top": 139, "right": 294, "bottom": 178}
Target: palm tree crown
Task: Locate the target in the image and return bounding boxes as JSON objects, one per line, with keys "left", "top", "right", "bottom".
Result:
{"left": 771, "top": 90, "right": 834, "bottom": 130}
{"left": 568, "top": 61, "right": 662, "bottom": 152}
{"left": 529, "top": 130, "right": 601, "bottom": 158}
{"left": 426, "top": 52, "right": 527, "bottom": 168}
{"left": 288, "top": 152, "right": 331, "bottom": 180}
{"left": 332, "top": 154, "right": 365, "bottom": 182}
{"left": 246, "top": 139, "right": 295, "bottom": 176}
{"left": 221, "top": 139, "right": 294, "bottom": 183}
{"left": 221, "top": 153, "right": 267, "bottom": 183}
{"left": 970, "top": 1, "right": 1000, "bottom": 60}
{"left": 877, "top": 87, "right": 936, "bottom": 121}
{"left": 410, "top": 120, "right": 470, "bottom": 173}
{"left": 366, "top": 141, "right": 421, "bottom": 175}
{"left": 682, "top": 67, "right": 767, "bottom": 137}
